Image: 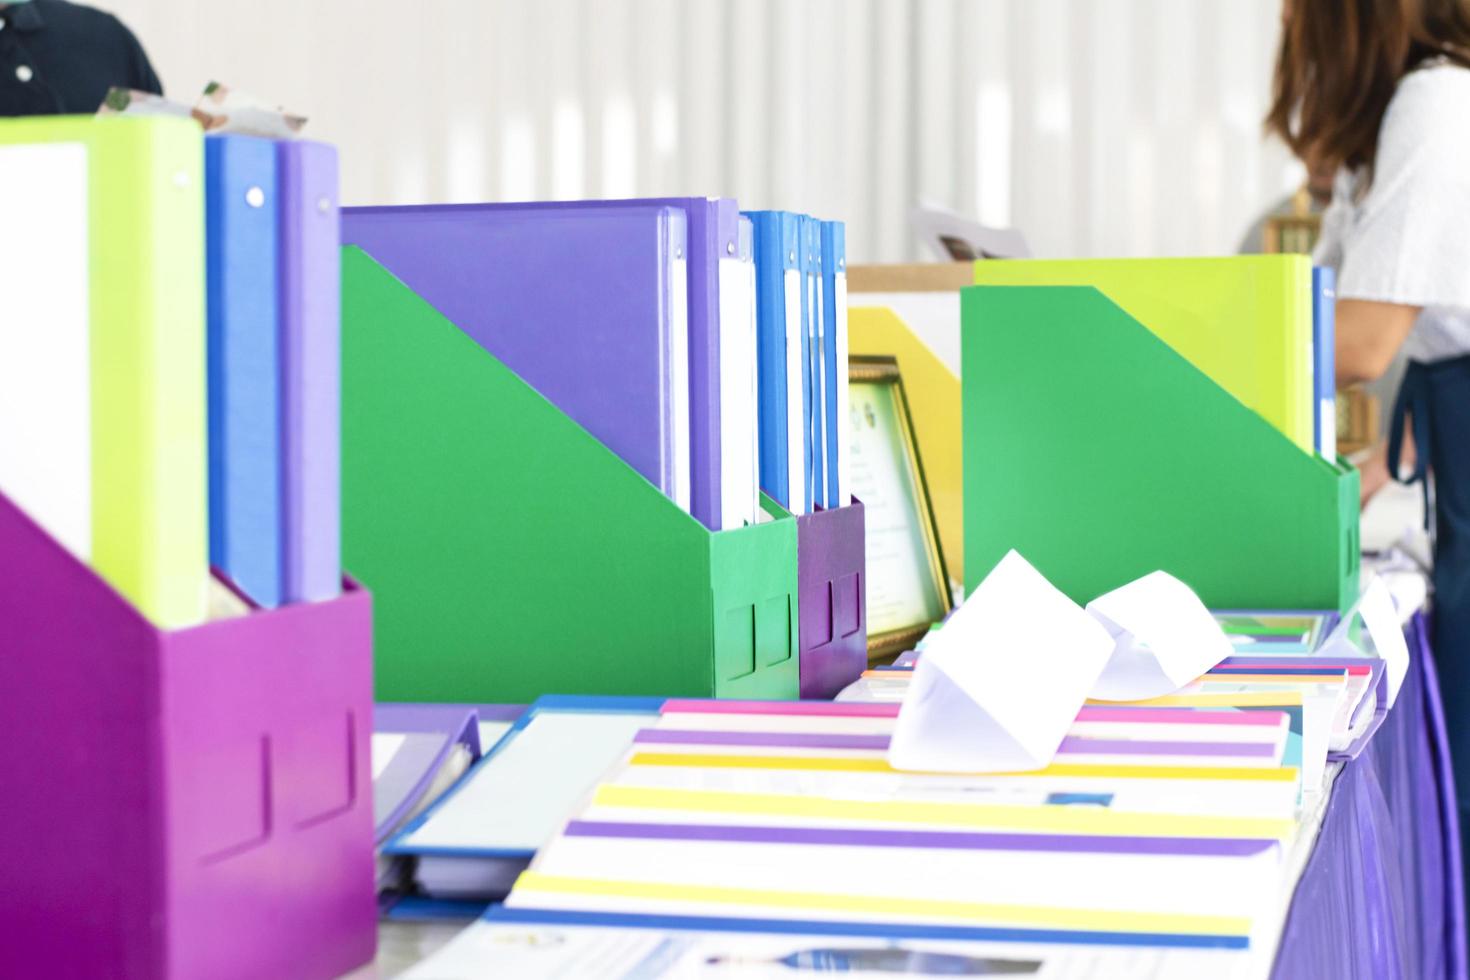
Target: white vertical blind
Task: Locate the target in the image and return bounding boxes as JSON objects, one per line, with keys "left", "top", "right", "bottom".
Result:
{"left": 106, "top": 0, "right": 1303, "bottom": 261}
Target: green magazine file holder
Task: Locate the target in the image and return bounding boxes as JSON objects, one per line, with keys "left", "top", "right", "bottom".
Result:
{"left": 963, "top": 286, "right": 1358, "bottom": 612}
{"left": 341, "top": 248, "right": 799, "bottom": 702}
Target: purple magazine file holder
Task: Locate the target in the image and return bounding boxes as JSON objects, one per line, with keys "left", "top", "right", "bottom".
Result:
{"left": 796, "top": 499, "right": 867, "bottom": 699}
{"left": 0, "top": 489, "right": 376, "bottom": 980}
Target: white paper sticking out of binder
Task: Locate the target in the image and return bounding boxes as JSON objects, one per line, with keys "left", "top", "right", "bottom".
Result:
{"left": 0, "top": 142, "right": 91, "bottom": 560}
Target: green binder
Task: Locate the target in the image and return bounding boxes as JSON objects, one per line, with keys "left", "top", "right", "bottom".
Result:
{"left": 341, "top": 248, "right": 799, "bottom": 702}
{"left": 962, "top": 286, "right": 1358, "bottom": 613}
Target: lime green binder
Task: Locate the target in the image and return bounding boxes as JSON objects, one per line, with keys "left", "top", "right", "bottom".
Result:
{"left": 341, "top": 248, "right": 799, "bottom": 702}
{"left": 972, "top": 256, "right": 1314, "bottom": 454}
{"left": 0, "top": 116, "right": 208, "bottom": 628}
{"left": 963, "top": 286, "right": 1358, "bottom": 613}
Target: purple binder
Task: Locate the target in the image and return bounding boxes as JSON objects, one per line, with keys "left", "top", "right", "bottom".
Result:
{"left": 0, "top": 488, "right": 375, "bottom": 980}
{"left": 279, "top": 140, "right": 342, "bottom": 605}
{"left": 796, "top": 500, "right": 868, "bottom": 698}
{"left": 343, "top": 197, "right": 736, "bottom": 531}
{"left": 341, "top": 203, "right": 685, "bottom": 509}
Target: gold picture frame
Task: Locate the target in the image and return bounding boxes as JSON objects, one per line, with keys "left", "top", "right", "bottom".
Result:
{"left": 847, "top": 355, "right": 954, "bottom": 662}
{"left": 1262, "top": 187, "right": 1323, "bottom": 256}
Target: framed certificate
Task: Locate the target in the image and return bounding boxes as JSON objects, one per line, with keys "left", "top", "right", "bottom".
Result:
{"left": 847, "top": 355, "right": 953, "bottom": 661}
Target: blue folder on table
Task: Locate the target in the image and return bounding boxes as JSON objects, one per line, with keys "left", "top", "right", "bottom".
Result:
{"left": 340, "top": 203, "right": 691, "bottom": 513}
{"left": 205, "top": 134, "right": 283, "bottom": 608}
{"left": 1313, "top": 267, "right": 1337, "bottom": 460}
{"left": 821, "top": 220, "right": 847, "bottom": 509}
{"left": 747, "top": 211, "right": 804, "bottom": 512}
{"left": 384, "top": 696, "right": 664, "bottom": 899}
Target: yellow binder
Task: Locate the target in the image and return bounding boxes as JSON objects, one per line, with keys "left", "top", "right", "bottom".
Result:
{"left": 0, "top": 116, "right": 208, "bottom": 628}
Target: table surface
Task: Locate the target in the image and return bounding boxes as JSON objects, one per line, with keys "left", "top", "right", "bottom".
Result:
{"left": 357, "top": 511, "right": 1433, "bottom": 980}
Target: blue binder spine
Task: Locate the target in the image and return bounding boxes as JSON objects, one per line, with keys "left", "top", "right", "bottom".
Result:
{"left": 1312, "top": 267, "right": 1337, "bottom": 460}
{"left": 748, "top": 212, "right": 789, "bottom": 506}
{"left": 811, "top": 218, "right": 823, "bottom": 511}
{"left": 205, "top": 134, "right": 284, "bottom": 608}
{"left": 801, "top": 217, "right": 824, "bottom": 510}
{"left": 797, "top": 218, "right": 815, "bottom": 513}
{"left": 821, "top": 221, "right": 847, "bottom": 508}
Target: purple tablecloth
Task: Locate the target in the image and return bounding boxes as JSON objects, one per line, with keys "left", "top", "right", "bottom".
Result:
{"left": 1273, "top": 613, "right": 1468, "bottom": 979}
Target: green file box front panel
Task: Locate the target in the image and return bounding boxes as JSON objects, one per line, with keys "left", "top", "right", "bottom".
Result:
{"left": 962, "top": 286, "right": 1358, "bottom": 613}
{"left": 341, "top": 248, "right": 799, "bottom": 702}
{"left": 710, "top": 494, "right": 800, "bottom": 699}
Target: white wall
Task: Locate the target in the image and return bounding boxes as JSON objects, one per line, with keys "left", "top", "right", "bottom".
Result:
{"left": 106, "top": 0, "right": 1303, "bottom": 262}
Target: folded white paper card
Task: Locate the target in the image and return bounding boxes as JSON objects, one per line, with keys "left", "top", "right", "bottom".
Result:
{"left": 1085, "top": 571, "right": 1234, "bottom": 701}
{"left": 1354, "top": 577, "right": 1409, "bottom": 709}
{"left": 887, "top": 551, "right": 1115, "bottom": 773}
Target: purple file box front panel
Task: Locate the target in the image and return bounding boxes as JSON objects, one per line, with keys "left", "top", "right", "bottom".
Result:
{"left": 0, "top": 489, "right": 375, "bottom": 980}
{"left": 796, "top": 500, "right": 867, "bottom": 699}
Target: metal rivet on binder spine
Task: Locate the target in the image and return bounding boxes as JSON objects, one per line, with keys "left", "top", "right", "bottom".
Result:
{"left": 727, "top": 241, "right": 735, "bottom": 255}
{"left": 245, "top": 187, "right": 265, "bottom": 208}
{"left": 317, "top": 197, "right": 332, "bottom": 214}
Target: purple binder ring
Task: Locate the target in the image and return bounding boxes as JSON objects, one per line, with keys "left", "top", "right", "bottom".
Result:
{"left": 0, "top": 489, "right": 376, "bottom": 979}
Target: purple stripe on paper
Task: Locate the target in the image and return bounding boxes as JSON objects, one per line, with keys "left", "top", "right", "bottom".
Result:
{"left": 634, "top": 729, "right": 1275, "bottom": 758}
{"left": 1059, "top": 737, "right": 1275, "bottom": 758}
{"left": 562, "top": 820, "right": 1278, "bottom": 857}
{"left": 634, "top": 729, "right": 890, "bottom": 750}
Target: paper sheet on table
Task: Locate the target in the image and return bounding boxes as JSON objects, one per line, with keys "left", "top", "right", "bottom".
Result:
{"left": 1086, "top": 572, "right": 1235, "bottom": 701}
{"left": 1320, "top": 576, "right": 1409, "bottom": 709}
{"left": 404, "top": 916, "right": 1233, "bottom": 980}
{"left": 887, "top": 551, "right": 1115, "bottom": 773}
{"left": 1356, "top": 578, "right": 1409, "bottom": 708}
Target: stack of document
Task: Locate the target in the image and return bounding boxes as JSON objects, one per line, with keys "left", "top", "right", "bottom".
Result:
{"left": 486, "top": 698, "right": 1298, "bottom": 952}
{"left": 843, "top": 658, "right": 1365, "bottom": 792}
{"left": 746, "top": 211, "right": 850, "bottom": 515}
{"left": 1217, "top": 611, "right": 1335, "bottom": 654}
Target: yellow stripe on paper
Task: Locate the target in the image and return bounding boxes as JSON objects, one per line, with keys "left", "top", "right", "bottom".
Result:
{"left": 626, "top": 752, "right": 1299, "bottom": 783}
{"left": 512, "top": 872, "right": 1253, "bottom": 938}
{"left": 592, "top": 785, "right": 1295, "bottom": 841}
{"left": 1199, "top": 675, "right": 1345, "bottom": 684}
{"left": 1089, "top": 692, "right": 1305, "bottom": 708}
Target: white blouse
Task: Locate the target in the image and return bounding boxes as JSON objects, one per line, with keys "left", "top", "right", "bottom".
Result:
{"left": 1314, "top": 60, "right": 1470, "bottom": 363}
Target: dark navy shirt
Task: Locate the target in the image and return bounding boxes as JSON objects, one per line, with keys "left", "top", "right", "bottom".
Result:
{"left": 0, "top": 1, "right": 161, "bottom": 116}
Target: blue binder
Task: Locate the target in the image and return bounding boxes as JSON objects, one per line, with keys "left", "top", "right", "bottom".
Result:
{"left": 800, "top": 216, "right": 823, "bottom": 511}
{"left": 205, "top": 134, "right": 283, "bottom": 608}
{"left": 1312, "top": 267, "right": 1337, "bottom": 460}
{"left": 821, "top": 221, "right": 846, "bottom": 508}
{"left": 747, "top": 211, "right": 803, "bottom": 510}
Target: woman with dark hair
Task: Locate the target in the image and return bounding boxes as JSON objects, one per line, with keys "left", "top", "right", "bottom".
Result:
{"left": 1268, "top": 0, "right": 1470, "bottom": 885}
